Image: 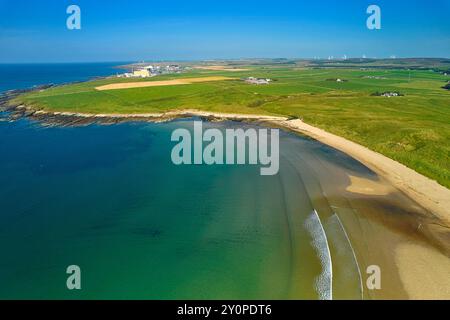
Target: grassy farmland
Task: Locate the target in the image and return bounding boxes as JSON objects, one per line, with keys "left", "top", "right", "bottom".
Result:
{"left": 11, "top": 64, "right": 450, "bottom": 188}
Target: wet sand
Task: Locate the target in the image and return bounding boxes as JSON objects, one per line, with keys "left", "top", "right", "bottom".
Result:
{"left": 282, "top": 140, "right": 450, "bottom": 299}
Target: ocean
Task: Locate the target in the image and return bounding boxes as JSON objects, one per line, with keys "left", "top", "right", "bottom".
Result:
{"left": 0, "top": 63, "right": 430, "bottom": 299}
{"left": 0, "top": 62, "right": 125, "bottom": 93}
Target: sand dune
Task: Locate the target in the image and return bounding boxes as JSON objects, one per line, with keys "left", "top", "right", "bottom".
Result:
{"left": 345, "top": 175, "right": 395, "bottom": 196}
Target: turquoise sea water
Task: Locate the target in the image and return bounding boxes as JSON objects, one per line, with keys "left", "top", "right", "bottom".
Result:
{"left": 0, "top": 63, "right": 125, "bottom": 92}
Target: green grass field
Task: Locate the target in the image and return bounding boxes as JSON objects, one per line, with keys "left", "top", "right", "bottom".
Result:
{"left": 11, "top": 65, "right": 450, "bottom": 188}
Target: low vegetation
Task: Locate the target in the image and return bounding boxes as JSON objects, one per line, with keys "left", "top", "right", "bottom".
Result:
{"left": 10, "top": 63, "right": 450, "bottom": 188}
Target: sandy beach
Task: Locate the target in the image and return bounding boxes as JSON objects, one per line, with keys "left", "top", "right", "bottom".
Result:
{"left": 395, "top": 243, "right": 450, "bottom": 299}
{"left": 271, "top": 117, "right": 450, "bottom": 299}
{"left": 278, "top": 119, "right": 450, "bottom": 228}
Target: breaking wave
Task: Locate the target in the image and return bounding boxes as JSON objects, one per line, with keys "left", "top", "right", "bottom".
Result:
{"left": 304, "top": 209, "right": 333, "bottom": 300}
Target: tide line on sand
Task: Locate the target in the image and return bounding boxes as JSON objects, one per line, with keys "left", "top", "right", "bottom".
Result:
{"left": 331, "top": 213, "right": 364, "bottom": 300}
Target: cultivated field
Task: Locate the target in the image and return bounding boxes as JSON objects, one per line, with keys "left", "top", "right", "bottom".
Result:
{"left": 95, "top": 76, "right": 235, "bottom": 91}
{"left": 11, "top": 64, "right": 450, "bottom": 188}
{"left": 194, "top": 66, "right": 250, "bottom": 71}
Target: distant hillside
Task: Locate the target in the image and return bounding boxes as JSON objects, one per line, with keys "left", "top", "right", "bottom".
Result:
{"left": 121, "top": 58, "right": 450, "bottom": 73}
{"left": 304, "top": 58, "right": 450, "bottom": 72}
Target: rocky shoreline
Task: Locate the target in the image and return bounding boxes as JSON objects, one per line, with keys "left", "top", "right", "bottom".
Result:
{"left": 1, "top": 105, "right": 288, "bottom": 128}
{"left": 0, "top": 89, "right": 287, "bottom": 127}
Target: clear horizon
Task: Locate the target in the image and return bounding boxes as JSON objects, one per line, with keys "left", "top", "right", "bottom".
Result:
{"left": 1, "top": 57, "right": 450, "bottom": 65}
{"left": 1, "top": 0, "right": 449, "bottom": 63}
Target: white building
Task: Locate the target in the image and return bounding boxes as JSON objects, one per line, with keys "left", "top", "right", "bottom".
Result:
{"left": 245, "top": 77, "right": 271, "bottom": 85}
{"left": 132, "top": 69, "right": 151, "bottom": 78}
{"left": 381, "top": 92, "right": 399, "bottom": 97}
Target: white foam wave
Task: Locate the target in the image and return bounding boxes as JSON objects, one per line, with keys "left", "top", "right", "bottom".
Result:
{"left": 304, "top": 209, "right": 333, "bottom": 300}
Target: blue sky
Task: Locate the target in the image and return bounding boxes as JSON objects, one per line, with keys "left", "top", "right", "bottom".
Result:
{"left": 0, "top": 0, "right": 449, "bottom": 62}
